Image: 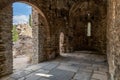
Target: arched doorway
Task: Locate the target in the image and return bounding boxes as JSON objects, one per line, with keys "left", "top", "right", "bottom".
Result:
{"left": 69, "top": 1, "right": 107, "bottom": 54}
{"left": 0, "top": 1, "right": 50, "bottom": 76}
{"left": 59, "top": 32, "right": 65, "bottom": 54}
{"left": 12, "top": 2, "right": 36, "bottom": 71}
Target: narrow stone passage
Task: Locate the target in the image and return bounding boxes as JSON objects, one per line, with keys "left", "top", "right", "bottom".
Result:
{"left": 1, "top": 51, "right": 108, "bottom": 80}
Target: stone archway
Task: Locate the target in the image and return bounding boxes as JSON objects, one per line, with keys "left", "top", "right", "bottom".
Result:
{"left": 69, "top": 0, "right": 107, "bottom": 54}
{"left": 0, "top": 1, "right": 51, "bottom": 76}
{"left": 59, "top": 32, "right": 65, "bottom": 53}
{"left": 107, "top": 0, "right": 120, "bottom": 79}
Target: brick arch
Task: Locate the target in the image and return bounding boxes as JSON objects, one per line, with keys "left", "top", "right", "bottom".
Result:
{"left": 58, "top": 24, "right": 73, "bottom": 53}
{"left": 24, "top": 1, "right": 50, "bottom": 37}
{"left": 69, "top": 1, "right": 97, "bottom": 17}
{"left": 0, "top": 1, "right": 52, "bottom": 77}
{"left": 59, "top": 30, "right": 67, "bottom": 53}
{"left": 59, "top": 32, "right": 65, "bottom": 53}
{"left": 0, "top": 0, "right": 50, "bottom": 37}
{"left": 13, "top": 1, "right": 50, "bottom": 38}
{"left": 11, "top": 1, "right": 51, "bottom": 62}
{"left": 68, "top": 0, "right": 107, "bottom": 53}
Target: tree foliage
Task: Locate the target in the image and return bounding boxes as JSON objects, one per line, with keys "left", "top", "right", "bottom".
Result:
{"left": 29, "top": 14, "right": 32, "bottom": 27}
{"left": 12, "top": 25, "right": 19, "bottom": 42}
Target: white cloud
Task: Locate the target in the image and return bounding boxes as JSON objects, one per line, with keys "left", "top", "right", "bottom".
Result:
{"left": 13, "top": 15, "right": 29, "bottom": 25}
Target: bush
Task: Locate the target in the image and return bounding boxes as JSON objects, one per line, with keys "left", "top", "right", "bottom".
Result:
{"left": 12, "top": 25, "right": 19, "bottom": 42}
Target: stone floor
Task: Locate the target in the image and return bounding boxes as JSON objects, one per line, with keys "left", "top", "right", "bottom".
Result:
{"left": 13, "top": 55, "right": 30, "bottom": 71}
{"left": 1, "top": 51, "right": 109, "bottom": 80}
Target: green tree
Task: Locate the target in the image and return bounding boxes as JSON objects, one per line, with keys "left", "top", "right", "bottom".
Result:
{"left": 12, "top": 25, "right": 19, "bottom": 42}
{"left": 29, "top": 14, "right": 32, "bottom": 27}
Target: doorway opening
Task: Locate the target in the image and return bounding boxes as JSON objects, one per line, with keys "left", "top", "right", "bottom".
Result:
{"left": 0, "top": 0, "right": 50, "bottom": 77}
{"left": 12, "top": 2, "right": 34, "bottom": 71}
{"left": 59, "top": 32, "right": 65, "bottom": 54}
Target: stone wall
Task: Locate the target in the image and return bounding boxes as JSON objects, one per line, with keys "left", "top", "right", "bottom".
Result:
{"left": 32, "top": 5, "right": 58, "bottom": 62}
{"left": 114, "top": 0, "right": 120, "bottom": 79}
{"left": 107, "top": 0, "right": 120, "bottom": 80}
{"left": 0, "top": 1, "right": 56, "bottom": 76}
{"left": 1, "top": 0, "right": 120, "bottom": 79}
{"left": 49, "top": 0, "right": 107, "bottom": 54}
{"left": 0, "top": 5, "right": 13, "bottom": 76}
{"left": 68, "top": 0, "right": 107, "bottom": 54}
{"left": 32, "top": 7, "right": 39, "bottom": 64}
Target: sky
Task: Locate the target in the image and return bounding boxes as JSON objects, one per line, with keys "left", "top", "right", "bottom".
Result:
{"left": 13, "top": 2, "right": 32, "bottom": 25}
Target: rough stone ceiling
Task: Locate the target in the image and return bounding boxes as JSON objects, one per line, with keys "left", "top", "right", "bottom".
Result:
{"left": 70, "top": 1, "right": 97, "bottom": 17}
{"left": 69, "top": 0, "right": 107, "bottom": 22}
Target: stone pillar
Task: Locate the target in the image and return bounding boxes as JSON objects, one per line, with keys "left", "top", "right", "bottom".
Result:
{"left": 38, "top": 13, "right": 47, "bottom": 62}
{"left": 46, "top": 35, "right": 59, "bottom": 59}
{"left": 32, "top": 7, "right": 40, "bottom": 64}
{"left": 107, "top": 0, "right": 120, "bottom": 80}
{"left": 114, "top": 1, "right": 120, "bottom": 79}
{"left": 32, "top": 7, "right": 57, "bottom": 63}
{"left": 0, "top": 5, "right": 13, "bottom": 76}
{"left": 32, "top": 7, "right": 48, "bottom": 63}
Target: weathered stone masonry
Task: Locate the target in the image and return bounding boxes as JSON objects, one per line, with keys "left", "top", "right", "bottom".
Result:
{"left": 68, "top": 1, "right": 107, "bottom": 54}
{"left": 107, "top": 0, "right": 120, "bottom": 80}
{"left": 0, "top": 0, "right": 55, "bottom": 77}
{"left": 0, "top": 0, "right": 120, "bottom": 80}
{"left": 0, "top": 4, "right": 13, "bottom": 76}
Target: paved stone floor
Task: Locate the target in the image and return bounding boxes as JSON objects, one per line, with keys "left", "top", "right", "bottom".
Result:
{"left": 13, "top": 55, "right": 30, "bottom": 71}
{"left": 1, "top": 51, "right": 108, "bottom": 80}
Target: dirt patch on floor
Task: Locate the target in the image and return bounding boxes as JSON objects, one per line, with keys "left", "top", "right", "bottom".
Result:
{"left": 13, "top": 55, "right": 30, "bottom": 71}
